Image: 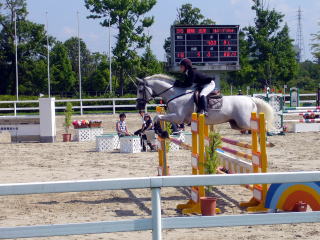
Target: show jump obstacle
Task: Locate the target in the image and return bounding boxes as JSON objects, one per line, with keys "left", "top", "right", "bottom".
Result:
{"left": 0, "top": 98, "right": 56, "bottom": 142}
{"left": 157, "top": 107, "right": 215, "bottom": 214}
{"left": 156, "top": 107, "right": 320, "bottom": 214}
{"left": 217, "top": 112, "right": 268, "bottom": 212}
{"left": 156, "top": 107, "right": 268, "bottom": 213}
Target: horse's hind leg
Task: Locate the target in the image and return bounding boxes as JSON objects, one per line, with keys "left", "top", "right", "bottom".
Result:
{"left": 229, "top": 120, "right": 242, "bottom": 130}
{"left": 229, "top": 119, "right": 250, "bottom": 130}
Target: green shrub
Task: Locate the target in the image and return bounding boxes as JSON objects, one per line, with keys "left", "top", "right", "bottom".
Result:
{"left": 64, "top": 102, "right": 73, "bottom": 134}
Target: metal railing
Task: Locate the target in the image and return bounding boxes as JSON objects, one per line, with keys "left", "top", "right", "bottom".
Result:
{"left": 0, "top": 171, "right": 319, "bottom": 240}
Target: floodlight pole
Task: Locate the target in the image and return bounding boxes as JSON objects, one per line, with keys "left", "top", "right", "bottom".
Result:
{"left": 108, "top": 16, "right": 112, "bottom": 94}
{"left": 77, "top": 11, "right": 83, "bottom": 115}
{"left": 14, "top": 11, "right": 19, "bottom": 101}
{"left": 46, "top": 12, "right": 51, "bottom": 97}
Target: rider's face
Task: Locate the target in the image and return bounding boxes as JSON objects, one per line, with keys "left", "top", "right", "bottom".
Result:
{"left": 179, "top": 65, "right": 186, "bottom": 73}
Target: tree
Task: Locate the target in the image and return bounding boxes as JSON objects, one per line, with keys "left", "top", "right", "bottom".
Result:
{"left": 64, "top": 37, "right": 92, "bottom": 82}
{"left": 0, "top": 0, "right": 28, "bottom": 94}
{"left": 163, "top": 3, "right": 215, "bottom": 64}
{"left": 175, "top": 3, "right": 215, "bottom": 25}
{"left": 138, "top": 45, "right": 163, "bottom": 77}
{"left": 242, "top": 0, "right": 298, "bottom": 88}
{"left": 50, "top": 42, "right": 76, "bottom": 95}
{"left": 0, "top": 0, "right": 54, "bottom": 95}
{"left": 311, "top": 23, "right": 320, "bottom": 64}
{"left": 85, "top": 55, "right": 112, "bottom": 94}
{"left": 85, "top": 0, "right": 157, "bottom": 95}
{"left": 226, "top": 31, "right": 255, "bottom": 89}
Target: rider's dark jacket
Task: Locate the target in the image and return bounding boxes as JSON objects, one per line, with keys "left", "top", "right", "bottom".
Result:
{"left": 174, "top": 68, "right": 213, "bottom": 88}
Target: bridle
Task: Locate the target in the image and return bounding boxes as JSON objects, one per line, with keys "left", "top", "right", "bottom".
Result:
{"left": 136, "top": 81, "right": 174, "bottom": 106}
{"left": 136, "top": 80, "right": 194, "bottom": 108}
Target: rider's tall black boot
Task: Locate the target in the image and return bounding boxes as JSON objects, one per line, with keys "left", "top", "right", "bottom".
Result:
{"left": 199, "top": 95, "right": 208, "bottom": 116}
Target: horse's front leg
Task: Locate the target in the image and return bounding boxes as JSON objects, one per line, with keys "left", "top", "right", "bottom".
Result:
{"left": 153, "top": 113, "right": 184, "bottom": 138}
{"left": 155, "top": 113, "right": 184, "bottom": 124}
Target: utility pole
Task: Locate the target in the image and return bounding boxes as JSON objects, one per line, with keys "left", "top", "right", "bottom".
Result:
{"left": 46, "top": 12, "right": 51, "bottom": 97}
{"left": 14, "top": 11, "right": 19, "bottom": 101}
{"left": 295, "top": 7, "right": 304, "bottom": 62}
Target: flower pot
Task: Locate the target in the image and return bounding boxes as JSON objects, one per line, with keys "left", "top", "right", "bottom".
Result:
{"left": 62, "top": 133, "right": 71, "bottom": 142}
{"left": 200, "top": 197, "right": 217, "bottom": 216}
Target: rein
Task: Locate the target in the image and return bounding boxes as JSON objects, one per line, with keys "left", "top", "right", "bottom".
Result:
{"left": 166, "top": 91, "right": 195, "bottom": 106}
{"left": 137, "top": 81, "right": 194, "bottom": 108}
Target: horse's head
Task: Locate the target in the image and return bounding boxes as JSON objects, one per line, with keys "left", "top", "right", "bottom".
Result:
{"left": 136, "top": 77, "right": 154, "bottom": 110}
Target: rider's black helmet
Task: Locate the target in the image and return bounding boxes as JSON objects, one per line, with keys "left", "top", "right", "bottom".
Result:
{"left": 179, "top": 58, "right": 192, "bottom": 70}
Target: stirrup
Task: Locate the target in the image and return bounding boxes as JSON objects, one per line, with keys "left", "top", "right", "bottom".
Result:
{"left": 199, "top": 110, "right": 208, "bottom": 116}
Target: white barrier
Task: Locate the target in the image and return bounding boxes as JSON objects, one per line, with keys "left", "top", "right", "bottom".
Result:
{"left": 0, "top": 172, "right": 319, "bottom": 240}
{"left": 0, "top": 98, "right": 56, "bottom": 142}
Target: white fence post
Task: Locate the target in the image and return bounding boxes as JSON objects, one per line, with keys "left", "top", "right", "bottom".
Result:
{"left": 80, "top": 99, "right": 83, "bottom": 115}
{"left": 112, "top": 99, "right": 116, "bottom": 115}
{"left": 152, "top": 187, "right": 162, "bottom": 240}
{"left": 14, "top": 102, "right": 17, "bottom": 116}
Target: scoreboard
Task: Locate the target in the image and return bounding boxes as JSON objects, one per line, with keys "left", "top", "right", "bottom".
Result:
{"left": 171, "top": 25, "right": 239, "bottom": 67}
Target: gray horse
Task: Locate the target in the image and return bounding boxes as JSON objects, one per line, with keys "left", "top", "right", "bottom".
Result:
{"left": 136, "top": 74, "right": 274, "bottom": 131}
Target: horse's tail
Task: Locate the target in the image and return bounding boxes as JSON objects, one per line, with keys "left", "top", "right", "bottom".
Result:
{"left": 251, "top": 97, "right": 275, "bottom": 131}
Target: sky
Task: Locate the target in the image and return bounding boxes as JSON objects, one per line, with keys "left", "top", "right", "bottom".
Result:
{"left": 26, "top": 0, "right": 320, "bottom": 62}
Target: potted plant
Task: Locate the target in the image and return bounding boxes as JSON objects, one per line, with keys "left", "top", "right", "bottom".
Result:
{"left": 200, "top": 131, "right": 222, "bottom": 216}
{"left": 62, "top": 102, "right": 73, "bottom": 142}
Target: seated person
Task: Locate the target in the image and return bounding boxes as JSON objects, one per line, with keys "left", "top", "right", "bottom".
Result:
{"left": 171, "top": 122, "right": 184, "bottom": 135}
{"left": 140, "top": 114, "right": 155, "bottom": 151}
{"left": 116, "top": 113, "right": 131, "bottom": 137}
{"left": 178, "top": 123, "right": 185, "bottom": 131}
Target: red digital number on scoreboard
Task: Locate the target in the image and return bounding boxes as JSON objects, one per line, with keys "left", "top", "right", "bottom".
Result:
{"left": 212, "top": 28, "right": 235, "bottom": 33}
{"left": 198, "top": 28, "right": 207, "bottom": 34}
{"left": 177, "top": 52, "right": 185, "bottom": 58}
{"left": 223, "top": 52, "right": 237, "bottom": 57}
{"left": 207, "top": 40, "right": 217, "bottom": 46}
{"left": 223, "top": 40, "right": 231, "bottom": 45}
{"left": 186, "top": 28, "right": 196, "bottom": 34}
{"left": 176, "top": 28, "right": 184, "bottom": 34}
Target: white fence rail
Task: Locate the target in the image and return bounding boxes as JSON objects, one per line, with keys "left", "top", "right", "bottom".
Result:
{"left": 0, "top": 172, "right": 320, "bottom": 240}
{"left": 0, "top": 93, "right": 318, "bottom": 116}
{"left": 0, "top": 98, "right": 163, "bottom": 116}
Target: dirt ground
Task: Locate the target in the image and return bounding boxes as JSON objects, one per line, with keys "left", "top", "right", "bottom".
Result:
{"left": 0, "top": 113, "right": 319, "bottom": 240}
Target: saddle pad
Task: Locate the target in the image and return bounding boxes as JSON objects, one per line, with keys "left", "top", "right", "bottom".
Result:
{"left": 208, "top": 94, "right": 223, "bottom": 110}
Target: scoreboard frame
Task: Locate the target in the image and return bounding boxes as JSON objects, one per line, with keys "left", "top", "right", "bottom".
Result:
{"left": 170, "top": 25, "right": 240, "bottom": 71}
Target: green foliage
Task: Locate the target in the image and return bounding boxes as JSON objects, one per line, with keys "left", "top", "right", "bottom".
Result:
{"left": 311, "top": 22, "right": 320, "bottom": 64}
{"left": 0, "top": 0, "right": 54, "bottom": 95}
{"left": 50, "top": 42, "right": 77, "bottom": 94}
{"left": 204, "top": 131, "right": 221, "bottom": 192}
{"left": 137, "top": 45, "right": 164, "bottom": 77}
{"left": 164, "top": 121, "right": 172, "bottom": 152}
{"left": 64, "top": 102, "right": 73, "bottom": 133}
{"left": 175, "top": 3, "right": 215, "bottom": 25}
{"left": 64, "top": 37, "right": 93, "bottom": 82}
{"left": 288, "top": 61, "right": 320, "bottom": 91}
{"left": 85, "top": 0, "right": 157, "bottom": 95}
{"left": 205, "top": 131, "right": 221, "bottom": 175}
{"left": 236, "top": 0, "right": 298, "bottom": 89}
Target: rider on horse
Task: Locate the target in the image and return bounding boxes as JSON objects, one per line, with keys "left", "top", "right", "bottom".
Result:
{"left": 177, "top": 58, "right": 215, "bottom": 115}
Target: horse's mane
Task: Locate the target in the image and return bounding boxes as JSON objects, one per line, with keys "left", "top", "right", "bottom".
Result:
{"left": 145, "top": 74, "right": 176, "bottom": 84}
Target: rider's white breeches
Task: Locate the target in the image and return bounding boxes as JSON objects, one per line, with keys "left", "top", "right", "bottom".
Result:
{"left": 200, "top": 80, "right": 215, "bottom": 97}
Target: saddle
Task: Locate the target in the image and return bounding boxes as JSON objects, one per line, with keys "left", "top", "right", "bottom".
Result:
{"left": 193, "top": 90, "right": 223, "bottom": 111}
